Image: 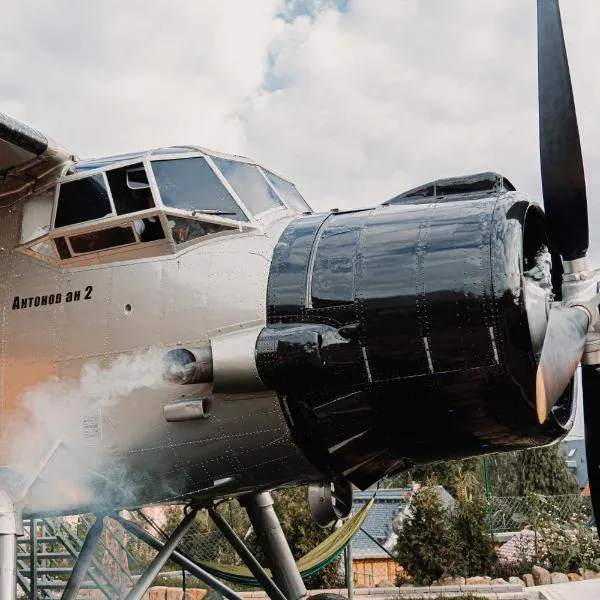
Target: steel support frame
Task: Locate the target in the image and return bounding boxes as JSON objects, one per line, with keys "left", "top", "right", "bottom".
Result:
{"left": 241, "top": 492, "right": 307, "bottom": 600}
{"left": 207, "top": 506, "right": 287, "bottom": 600}
{"left": 61, "top": 515, "right": 105, "bottom": 600}
{"left": 114, "top": 512, "right": 245, "bottom": 600}
{"left": 125, "top": 508, "right": 198, "bottom": 600}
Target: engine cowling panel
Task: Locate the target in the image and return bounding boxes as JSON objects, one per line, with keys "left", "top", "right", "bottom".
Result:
{"left": 257, "top": 181, "right": 574, "bottom": 489}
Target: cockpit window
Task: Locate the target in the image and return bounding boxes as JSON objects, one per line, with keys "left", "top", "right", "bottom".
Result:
{"left": 55, "top": 174, "right": 112, "bottom": 228}
{"left": 151, "top": 157, "right": 248, "bottom": 221}
{"left": 262, "top": 170, "right": 312, "bottom": 213}
{"left": 69, "top": 226, "right": 137, "bottom": 254}
{"left": 168, "top": 216, "right": 234, "bottom": 245}
{"left": 212, "top": 158, "right": 282, "bottom": 215}
{"left": 106, "top": 163, "right": 154, "bottom": 215}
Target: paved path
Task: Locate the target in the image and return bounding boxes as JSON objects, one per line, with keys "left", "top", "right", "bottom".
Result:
{"left": 526, "top": 579, "right": 600, "bottom": 599}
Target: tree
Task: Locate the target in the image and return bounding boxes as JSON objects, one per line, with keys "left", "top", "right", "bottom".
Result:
{"left": 388, "top": 444, "right": 579, "bottom": 497}
{"left": 387, "top": 457, "right": 482, "bottom": 497}
{"left": 394, "top": 482, "right": 460, "bottom": 585}
{"left": 453, "top": 473, "right": 497, "bottom": 576}
{"left": 512, "top": 446, "right": 579, "bottom": 496}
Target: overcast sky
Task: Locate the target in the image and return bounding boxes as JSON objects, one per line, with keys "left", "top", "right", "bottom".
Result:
{"left": 2, "top": 1, "right": 599, "bottom": 226}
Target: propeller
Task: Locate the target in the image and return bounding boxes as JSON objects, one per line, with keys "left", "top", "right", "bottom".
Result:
{"left": 535, "top": 0, "right": 590, "bottom": 423}
{"left": 537, "top": 0, "right": 588, "bottom": 261}
{"left": 536, "top": 306, "right": 589, "bottom": 423}
{"left": 534, "top": 0, "right": 600, "bottom": 537}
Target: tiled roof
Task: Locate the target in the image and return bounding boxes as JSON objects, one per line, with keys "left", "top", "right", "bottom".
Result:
{"left": 350, "top": 488, "right": 412, "bottom": 559}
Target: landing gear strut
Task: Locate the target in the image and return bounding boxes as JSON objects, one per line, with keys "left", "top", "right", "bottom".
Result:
{"left": 0, "top": 490, "right": 22, "bottom": 600}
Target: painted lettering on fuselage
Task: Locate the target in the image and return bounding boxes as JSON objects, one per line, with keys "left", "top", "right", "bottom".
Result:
{"left": 11, "top": 285, "right": 93, "bottom": 310}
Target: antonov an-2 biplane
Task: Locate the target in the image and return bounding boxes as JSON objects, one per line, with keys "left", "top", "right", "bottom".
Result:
{"left": 0, "top": 1, "right": 598, "bottom": 599}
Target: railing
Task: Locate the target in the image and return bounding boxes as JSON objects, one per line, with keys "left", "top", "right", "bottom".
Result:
{"left": 17, "top": 515, "right": 140, "bottom": 599}
{"left": 487, "top": 494, "right": 593, "bottom": 532}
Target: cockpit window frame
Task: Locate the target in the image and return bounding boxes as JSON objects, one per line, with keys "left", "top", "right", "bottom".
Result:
{"left": 147, "top": 153, "right": 254, "bottom": 224}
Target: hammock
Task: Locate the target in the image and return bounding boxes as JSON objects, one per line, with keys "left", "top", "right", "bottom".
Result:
{"left": 197, "top": 497, "right": 374, "bottom": 586}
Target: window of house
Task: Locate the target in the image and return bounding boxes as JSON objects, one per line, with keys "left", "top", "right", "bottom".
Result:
{"left": 151, "top": 157, "right": 248, "bottom": 221}
{"left": 212, "top": 158, "right": 282, "bottom": 215}
{"left": 262, "top": 170, "right": 312, "bottom": 213}
{"left": 54, "top": 175, "right": 113, "bottom": 228}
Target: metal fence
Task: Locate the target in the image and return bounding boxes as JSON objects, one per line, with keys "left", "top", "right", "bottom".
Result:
{"left": 487, "top": 494, "right": 593, "bottom": 532}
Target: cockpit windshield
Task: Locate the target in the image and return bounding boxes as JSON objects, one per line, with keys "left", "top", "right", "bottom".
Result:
{"left": 212, "top": 158, "right": 282, "bottom": 215}
{"left": 262, "top": 170, "right": 312, "bottom": 213}
{"left": 151, "top": 157, "right": 248, "bottom": 221}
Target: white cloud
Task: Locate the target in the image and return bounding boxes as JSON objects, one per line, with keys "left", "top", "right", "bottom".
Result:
{"left": 2, "top": 0, "right": 600, "bottom": 253}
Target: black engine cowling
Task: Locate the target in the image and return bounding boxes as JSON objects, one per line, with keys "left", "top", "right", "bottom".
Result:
{"left": 257, "top": 173, "right": 575, "bottom": 489}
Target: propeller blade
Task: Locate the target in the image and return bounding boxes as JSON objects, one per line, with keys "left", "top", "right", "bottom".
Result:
{"left": 538, "top": 0, "right": 588, "bottom": 260}
{"left": 536, "top": 306, "right": 589, "bottom": 423}
{"left": 581, "top": 365, "right": 600, "bottom": 536}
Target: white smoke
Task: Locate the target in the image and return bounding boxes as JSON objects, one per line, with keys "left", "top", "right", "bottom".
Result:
{"left": 2, "top": 348, "right": 167, "bottom": 514}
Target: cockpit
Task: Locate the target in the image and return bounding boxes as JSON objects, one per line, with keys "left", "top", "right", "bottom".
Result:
{"left": 18, "top": 146, "right": 312, "bottom": 265}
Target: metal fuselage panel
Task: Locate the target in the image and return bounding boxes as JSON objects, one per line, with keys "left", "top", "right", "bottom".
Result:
{"left": 0, "top": 200, "right": 318, "bottom": 516}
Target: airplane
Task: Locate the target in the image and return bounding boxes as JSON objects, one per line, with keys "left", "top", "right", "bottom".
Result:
{"left": 0, "top": 0, "right": 598, "bottom": 599}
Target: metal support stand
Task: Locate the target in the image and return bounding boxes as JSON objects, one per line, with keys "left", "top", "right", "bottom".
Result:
{"left": 29, "top": 518, "right": 37, "bottom": 600}
{"left": 344, "top": 543, "right": 353, "bottom": 600}
{"left": 114, "top": 513, "right": 245, "bottom": 600}
{"left": 61, "top": 515, "right": 105, "bottom": 600}
{"left": 208, "top": 506, "right": 287, "bottom": 600}
{"left": 241, "top": 492, "right": 307, "bottom": 600}
{"left": 0, "top": 490, "right": 22, "bottom": 600}
{"left": 125, "top": 508, "right": 197, "bottom": 600}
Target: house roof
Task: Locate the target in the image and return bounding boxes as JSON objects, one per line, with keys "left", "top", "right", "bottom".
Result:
{"left": 560, "top": 439, "right": 588, "bottom": 489}
{"left": 351, "top": 488, "right": 412, "bottom": 559}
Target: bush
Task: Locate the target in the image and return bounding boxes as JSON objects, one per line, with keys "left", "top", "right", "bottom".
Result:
{"left": 394, "top": 477, "right": 497, "bottom": 584}
{"left": 529, "top": 493, "right": 600, "bottom": 572}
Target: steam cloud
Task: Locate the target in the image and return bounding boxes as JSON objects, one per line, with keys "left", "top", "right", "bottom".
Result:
{"left": 1, "top": 348, "right": 167, "bottom": 514}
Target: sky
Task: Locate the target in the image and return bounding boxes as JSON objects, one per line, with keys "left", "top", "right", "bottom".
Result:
{"left": 1, "top": 0, "right": 599, "bottom": 229}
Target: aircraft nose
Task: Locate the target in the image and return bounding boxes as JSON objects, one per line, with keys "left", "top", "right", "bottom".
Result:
{"left": 254, "top": 192, "right": 572, "bottom": 489}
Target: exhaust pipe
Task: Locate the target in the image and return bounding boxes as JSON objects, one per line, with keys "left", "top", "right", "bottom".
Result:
{"left": 163, "top": 347, "right": 213, "bottom": 385}
{"left": 163, "top": 326, "right": 267, "bottom": 393}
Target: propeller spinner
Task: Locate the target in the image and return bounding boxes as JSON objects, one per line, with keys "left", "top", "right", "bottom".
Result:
{"left": 534, "top": 0, "right": 600, "bottom": 534}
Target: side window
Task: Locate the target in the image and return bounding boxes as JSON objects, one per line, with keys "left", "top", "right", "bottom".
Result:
{"left": 55, "top": 175, "right": 112, "bottom": 228}
{"left": 106, "top": 163, "right": 155, "bottom": 215}
{"left": 168, "top": 216, "right": 234, "bottom": 245}
{"left": 69, "top": 226, "right": 136, "bottom": 254}
{"left": 151, "top": 157, "right": 248, "bottom": 221}
{"left": 212, "top": 158, "right": 282, "bottom": 215}
{"left": 262, "top": 170, "right": 312, "bottom": 213}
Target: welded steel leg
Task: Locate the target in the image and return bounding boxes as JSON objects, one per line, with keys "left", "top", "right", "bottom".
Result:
{"left": 0, "top": 490, "right": 22, "bottom": 600}
{"left": 114, "top": 514, "right": 245, "bottom": 600}
{"left": 242, "top": 492, "right": 307, "bottom": 600}
{"left": 208, "top": 507, "right": 287, "bottom": 600}
{"left": 125, "top": 508, "right": 197, "bottom": 600}
{"left": 61, "top": 515, "right": 105, "bottom": 600}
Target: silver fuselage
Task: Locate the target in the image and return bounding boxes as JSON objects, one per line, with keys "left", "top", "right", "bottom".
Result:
{"left": 0, "top": 196, "right": 320, "bottom": 516}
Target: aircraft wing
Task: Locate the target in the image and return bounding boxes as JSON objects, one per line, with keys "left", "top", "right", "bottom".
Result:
{"left": 0, "top": 111, "right": 74, "bottom": 200}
